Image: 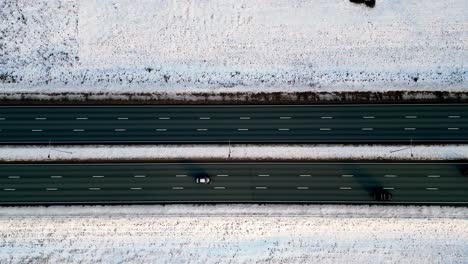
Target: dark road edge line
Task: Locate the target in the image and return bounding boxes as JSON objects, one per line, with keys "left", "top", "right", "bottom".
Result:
{"left": 0, "top": 201, "right": 467, "bottom": 206}
{"left": 2, "top": 140, "right": 468, "bottom": 145}
{"left": 1, "top": 103, "right": 468, "bottom": 107}
{"left": 1, "top": 161, "right": 467, "bottom": 165}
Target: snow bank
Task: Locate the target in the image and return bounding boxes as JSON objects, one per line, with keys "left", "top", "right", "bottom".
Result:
{"left": 1, "top": 0, "right": 466, "bottom": 97}
{"left": 0, "top": 205, "right": 467, "bottom": 263}
{"left": 1, "top": 144, "right": 467, "bottom": 161}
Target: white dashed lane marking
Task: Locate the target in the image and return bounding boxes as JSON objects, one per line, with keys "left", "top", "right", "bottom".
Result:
{"left": 130, "top": 187, "right": 143, "bottom": 190}
{"left": 35, "top": 117, "right": 47, "bottom": 120}
{"left": 158, "top": 117, "right": 171, "bottom": 120}
{"left": 213, "top": 187, "right": 226, "bottom": 190}
{"left": 172, "top": 187, "right": 184, "bottom": 190}
{"left": 88, "top": 188, "right": 101, "bottom": 191}
{"left": 448, "top": 128, "right": 460, "bottom": 130}
{"left": 46, "top": 188, "right": 58, "bottom": 191}
{"left": 255, "top": 186, "right": 268, "bottom": 189}
{"left": 8, "top": 176, "right": 20, "bottom": 179}
{"left": 114, "top": 129, "right": 126, "bottom": 132}
{"left": 239, "top": 117, "right": 251, "bottom": 120}
{"left": 297, "top": 187, "right": 309, "bottom": 190}
{"left": 199, "top": 117, "right": 211, "bottom": 120}
{"left": 427, "top": 175, "right": 441, "bottom": 178}
{"left": 339, "top": 187, "right": 352, "bottom": 190}
{"left": 426, "top": 187, "right": 439, "bottom": 191}
{"left": 134, "top": 175, "right": 147, "bottom": 178}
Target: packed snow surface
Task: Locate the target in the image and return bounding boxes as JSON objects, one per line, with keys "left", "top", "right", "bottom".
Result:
{"left": 0, "top": 205, "right": 467, "bottom": 263}
{"left": 1, "top": 0, "right": 467, "bottom": 95}
{"left": 0, "top": 144, "right": 467, "bottom": 161}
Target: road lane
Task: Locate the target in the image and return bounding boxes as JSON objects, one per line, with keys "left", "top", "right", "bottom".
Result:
{"left": 0, "top": 162, "right": 467, "bottom": 204}
{"left": 0, "top": 104, "right": 467, "bottom": 143}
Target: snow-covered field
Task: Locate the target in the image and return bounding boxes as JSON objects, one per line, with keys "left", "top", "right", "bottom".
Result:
{"left": 1, "top": 144, "right": 468, "bottom": 161}
{"left": 1, "top": 205, "right": 467, "bottom": 263}
{"left": 1, "top": 0, "right": 467, "bottom": 99}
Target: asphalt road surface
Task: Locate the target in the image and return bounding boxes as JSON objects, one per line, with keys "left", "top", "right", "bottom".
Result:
{"left": 0, "top": 104, "right": 467, "bottom": 144}
{"left": 1, "top": 162, "right": 467, "bottom": 204}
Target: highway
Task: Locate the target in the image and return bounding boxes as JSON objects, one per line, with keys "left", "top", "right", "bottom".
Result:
{"left": 0, "top": 162, "right": 467, "bottom": 204}
{"left": 0, "top": 104, "right": 467, "bottom": 143}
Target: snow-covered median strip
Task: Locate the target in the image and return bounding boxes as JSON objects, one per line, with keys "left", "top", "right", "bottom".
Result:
{"left": 0, "top": 205, "right": 467, "bottom": 263}
{"left": 1, "top": 144, "right": 468, "bottom": 161}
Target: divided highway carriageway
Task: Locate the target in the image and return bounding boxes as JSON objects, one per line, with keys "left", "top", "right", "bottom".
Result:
{"left": 0, "top": 162, "right": 467, "bottom": 204}
{"left": 0, "top": 104, "right": 467, "bottom": 144}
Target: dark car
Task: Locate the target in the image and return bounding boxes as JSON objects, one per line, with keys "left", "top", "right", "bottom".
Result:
{"left": 195, "top": 176, "right": 211, "bottom": 184}
{"left": 372, "top": 190, "right": 392, "bottom": 201}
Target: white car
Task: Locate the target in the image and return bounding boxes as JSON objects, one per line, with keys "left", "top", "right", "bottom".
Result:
{"left": 195, "top": 176, "right": 211, "bottom": 184}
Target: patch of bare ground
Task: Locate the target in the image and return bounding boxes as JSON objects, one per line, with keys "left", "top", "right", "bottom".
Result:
{"left": 0, "top": 91, "right": 467, "bottom": 105}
